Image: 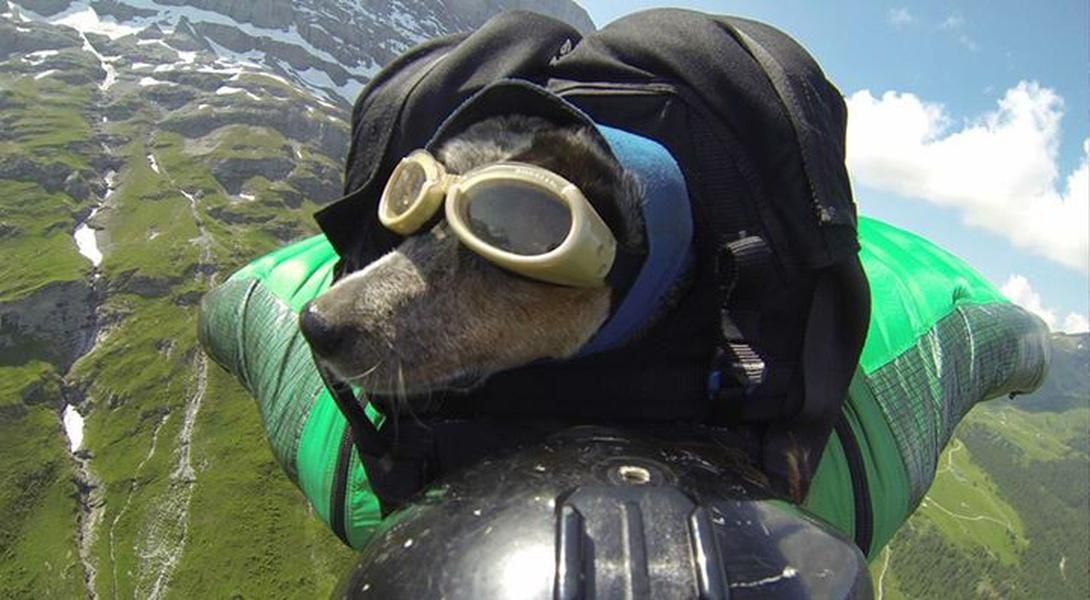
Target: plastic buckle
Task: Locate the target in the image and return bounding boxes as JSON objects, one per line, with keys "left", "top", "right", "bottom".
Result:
{"left": 707, "top": 349, "right": 746, "bottom": 425}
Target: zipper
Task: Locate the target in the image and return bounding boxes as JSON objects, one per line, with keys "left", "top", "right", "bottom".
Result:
{"left": 330, "top": 426, "right": 353, "bottom": 545}
{"left": 551, "top": 80, "right": 679, "bottom": 98}
{"left": 834, "top": 414, "right": 873, "bottom": 554}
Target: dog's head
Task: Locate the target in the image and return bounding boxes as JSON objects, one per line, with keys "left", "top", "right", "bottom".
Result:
{"left": 301, "top": 116, "right": 647, "bottom": 396}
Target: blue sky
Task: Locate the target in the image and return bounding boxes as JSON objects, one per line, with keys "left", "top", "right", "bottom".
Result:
{"left": 577, "top": 1, "right": 1089, "bottom": 332}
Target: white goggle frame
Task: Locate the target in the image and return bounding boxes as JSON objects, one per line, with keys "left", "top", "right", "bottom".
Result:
{"left": 378, "top": 150, "right": 616, "bottom": 287}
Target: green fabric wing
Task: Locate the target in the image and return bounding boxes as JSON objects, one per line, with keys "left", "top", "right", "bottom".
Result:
{"left": 198, "top": 216, "right": 1051, "bottom": 556}
{"left": 803, "top": 217, "right": 1050, "bottom": 557}
{"left": 198, "top": 240, "right": 382, "bottom": 548}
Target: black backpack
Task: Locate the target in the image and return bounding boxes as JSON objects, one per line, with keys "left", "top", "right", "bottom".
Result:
{"left": 314, "top": 9, "right": 870, "bottom": 506}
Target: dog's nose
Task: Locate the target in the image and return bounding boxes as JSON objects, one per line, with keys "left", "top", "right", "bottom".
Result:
{"left": 299, "top": 302, "right": 344, "bottom": 357}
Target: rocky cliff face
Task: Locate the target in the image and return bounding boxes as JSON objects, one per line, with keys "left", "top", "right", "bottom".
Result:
{"left": 1002, "top": 332, "right": 1090, "bottom": 411}
{"left": 0, "top": 0, "right": 592, "bottom": 597}
{"left": 10, "top": 0, "right": 593, "bottom": 107}
{"left": 0, "top": 279, "right": 95, "bottom": 370}
{"left": 446, "top": 0, "right": 594, "bottom": 32}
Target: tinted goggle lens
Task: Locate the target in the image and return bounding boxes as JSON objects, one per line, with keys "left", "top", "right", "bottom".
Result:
{"left": 386, "top": 162, "right": 427, "bottom": 217}
{"left": 379, "top": 150, "right": 617, "bottom": 287}
{"left": 461, "top": 181, "right": 572, "bottom": 256}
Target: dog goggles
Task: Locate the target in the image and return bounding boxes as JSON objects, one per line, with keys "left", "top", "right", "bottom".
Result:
{"left": 378, "top": 150, "right": 617, "bottom": 287}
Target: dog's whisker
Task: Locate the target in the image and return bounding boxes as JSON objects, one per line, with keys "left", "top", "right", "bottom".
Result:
{"left": 341, "top": 361, "right": 383, "bottom": 385}
{"left": 397, "top": 362, "right": 411, "bottom": 414}
{"left": 401, "top": 375, "right": 429, "bottom": 429}
{"left": 386, "top": 361, "right": 411, "bottom": 447}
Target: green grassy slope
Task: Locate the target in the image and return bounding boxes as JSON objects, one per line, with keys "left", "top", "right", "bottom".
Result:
{"left": 73, "top": 91, "right": 356, "bottom": 600}
{"left": 0, "top": 33, "right": 356, "bottom": 598}
{"left": 0, "top": 407, "right": 86, "bottom": 598}
{"left": 0, "top": 60, "right": 95, "bottom": 600}
{"left": 871, "top": 387, "right": 1090, "bottom": 599}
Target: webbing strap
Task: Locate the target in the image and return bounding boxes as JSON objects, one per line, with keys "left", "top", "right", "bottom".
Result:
{"left": 686, "top": 115, "right": 775, "bottom": 403}
{"left": 315, "top": 362, "right": 388, "bottom": 459}
{"left": 730, "top": 28, "right": 825, "bottom": 222}
{"left": 688, "top": 118, "right": 752, "bottom": 254}
{"left": 315, "top": 360, "right": 440, "bottom": 513}
{"left": 708, "top": 235, "right": 771, "bottom": 400}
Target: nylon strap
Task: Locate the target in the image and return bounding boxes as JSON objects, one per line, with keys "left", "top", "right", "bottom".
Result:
{"left": 708, "top": 235, "right": 772, "bottom": 400}
{"left": 315, "top": 361, "right": 388, "bottom": 459}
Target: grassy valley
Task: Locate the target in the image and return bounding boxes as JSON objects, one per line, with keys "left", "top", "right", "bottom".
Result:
{"left": 872, "top": 368, "right": 1090, "bottom": 599}
{"left": 0, "top": 13, "right": 358, "bottom": 597}
{"left": 0, "top": 47, "right": 100, "bottom": 597}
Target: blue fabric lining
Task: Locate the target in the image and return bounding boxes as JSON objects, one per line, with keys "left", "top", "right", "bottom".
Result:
{"left": 578, "top": 125, "right": 694, "bottom": 355}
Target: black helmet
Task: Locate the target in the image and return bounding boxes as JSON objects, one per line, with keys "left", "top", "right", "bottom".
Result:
{"left": 334, "top": 426, "right": 872, "bottom": 599}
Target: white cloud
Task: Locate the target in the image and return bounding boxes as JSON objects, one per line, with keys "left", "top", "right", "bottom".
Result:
{"left": 1001, "top": 274, "right": 1057, "bottom": 329}
{"left": 1000, "top": 274, "right": 1089, "bottom": 333}
{"left": 939, "top": 15, "right": 964, "bottom": 31}
{"left": 846, "top": 82, "right": 1090, "bottom": 274}
{"left": 957, "top": 33, "right": 980, "bottom": 52}
{"left": 888, "top": 8, "right": 913, "bottom": 27}
{"left": 1063, "top": 312, "right": 1090, "bottom": 333}
{"left": 935, "top": 14, "right": 979, "bottom": 51}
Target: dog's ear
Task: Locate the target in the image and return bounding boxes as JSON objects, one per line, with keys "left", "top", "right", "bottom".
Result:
{"left": 512, "top": 128, "right": 645, "bottom": 253}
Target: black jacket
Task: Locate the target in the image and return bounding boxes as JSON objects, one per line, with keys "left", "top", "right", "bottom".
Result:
{"left": 314, "top": 9, "right": 869, "bottom": 501}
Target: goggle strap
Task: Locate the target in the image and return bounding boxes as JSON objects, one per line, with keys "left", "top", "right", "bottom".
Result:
{"left": 416, "top": 199, "right": 448, "bottom": 237}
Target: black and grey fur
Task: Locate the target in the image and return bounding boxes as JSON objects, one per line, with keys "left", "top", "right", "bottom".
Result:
{"left": 301, "top": 116, "right": 645, "bottom": 396}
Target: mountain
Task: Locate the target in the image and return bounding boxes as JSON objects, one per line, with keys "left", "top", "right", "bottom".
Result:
{"left": 0, "top": 1, "right": 591, "bottom": 597}
{"left": 4, "top": 0, "right": 593, "bottom": 109}
{"left": 871, "top": 332, "right": 1089, "bottom": 599}
{"left": 2, "top": 1, "right": 1087, "bottom": 599}
{"left": 1008, "top": 332, "right": 1089, "bottom": 412}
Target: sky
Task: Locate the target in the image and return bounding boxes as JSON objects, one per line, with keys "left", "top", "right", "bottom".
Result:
{"left": 576, "top": 1, "right": 1089, "bottom": 333}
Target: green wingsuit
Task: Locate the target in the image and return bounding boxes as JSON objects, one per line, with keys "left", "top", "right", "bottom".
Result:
{"left": 198, "top": 216, "right": 1050, "bottom": 557}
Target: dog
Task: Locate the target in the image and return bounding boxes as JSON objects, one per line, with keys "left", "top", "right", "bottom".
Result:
{"left": 300, "top": 115, "right": 651, "bottom": 398}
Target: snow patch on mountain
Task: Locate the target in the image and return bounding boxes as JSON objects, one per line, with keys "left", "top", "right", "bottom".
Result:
{"left": 12, "top": 3, "right": 122, "bottom": 89}
{"left": 388, "top": 2, "right": 431, "bottom": 46}
{"left": 23, "top": 48, "right": 59, "bottom": 63}
{"left": 138, "top": 76, "right": 173, "bottom": 86}
{"left": 215, "top": 85, "right": 259, "bottom": 101}
{"left": 16, "top": 0, "right": 141, "bottom": 39}
{"left": 10, "top": 0, "right": 364, "bottom": 104}
{"left": 196, "top": 62, "right": 244, "bottom": 77}
{"left": 62, "top": 404, "right": 85, "bottom": 451}
{"left": 202, "top": 37, "right": 264, "bottom": 69}
{"left": 78, "top": 29, "right": 118, "bottom": 90}
{"left": 282, "top": 61, "right": 362, "bottom": 108}
{"left": 9, "top": 0, "right": 591, "bottom": 107}
{"left": 11, "top": 0, "right": 385, "bottom": 105}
